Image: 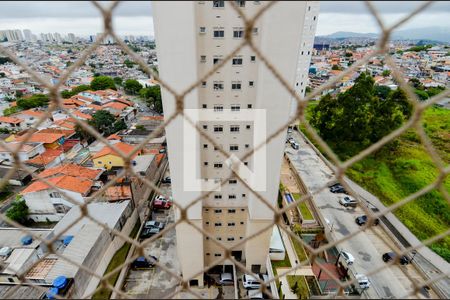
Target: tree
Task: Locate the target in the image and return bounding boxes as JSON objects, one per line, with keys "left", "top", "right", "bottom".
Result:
{"left": 90, "top": 76, "right": 116, "bottom": 91}
{"left": 331, "top": 64, "right": 341, "bottom": 71}
{"left": 414, "top": 89, "right": 429, "bottom": 101}
{"left": 113, "top": 119, "right": 127, "bottom": 133}
{"left": 3, "top": 106, "right": 19, "bottom": 116}
{"left": 0, "top": 57, "right": 12, "bottom": 65}
{"left": 61, "top": 84, "right": 91, "bottom": 99}
{"left": 124, "top": 59, "right": 135, "bottom": 68}
{"left": 408, "top": 78, "right": 424, "bottom": 90}
{"left": 374, "top": 85, "right": 392, "bottom": 100}
{"left": 382, "top": 70, "right": 391, "bottom": 77}
{"left": 6, "top": 199, "right": 29, "bottom": 225}
{"left": 305, "top": 86, "right": 312, "bottom": 94}
{"left": 124, "top": 79, "right": 143, "bottom": 95}
{"left": 140, "top": 85, "right": 163, "bottom": 114}
{"left": 16, "top": 94, "right": 49, "bottom": 109}
{"left": 15, "top": 90, "right": 23, "bottom": 98}
{"left": 113, "top": 77, "right": 123, "bottom": 86}
{"left": 0, "top": 72, "right": 6, "bottom": 78}
{"left": 88, "top": 110, "right": 119, "bottom": 135}
{"left": 75, "top": 123, "right": 94, "bottom": 143}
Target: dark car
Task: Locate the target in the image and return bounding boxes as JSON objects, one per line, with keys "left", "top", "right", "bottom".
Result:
{"left": 131, "top": 256, "right": 158, "bottom": 269}
{"left": 355, "top": 215, "right": 380, "bottom": 226}
{"left": 329, "top": 183, "right": 347, "bottom": 194}
{"left": 382, "top": 252, "right": 409, "bottom": 265}
{"left": 161, "top": 176, "right": 171, "bottom": 184}
{"left": 140, "top": 227, "right": 160, "bottom": 239}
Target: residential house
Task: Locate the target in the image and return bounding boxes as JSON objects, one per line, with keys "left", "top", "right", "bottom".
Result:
{"left": 91, "top": 142, "right": 142, "bottom": 170}
{"left": 0, "top": 116, "right": 23, "bottom": 132}
{"left": 0, "top": 141, "right": 45, "bottom": 164}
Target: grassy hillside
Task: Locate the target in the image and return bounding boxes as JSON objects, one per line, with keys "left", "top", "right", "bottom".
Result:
{"left": 302, "top": 103, "right": 450, "bottom": 261}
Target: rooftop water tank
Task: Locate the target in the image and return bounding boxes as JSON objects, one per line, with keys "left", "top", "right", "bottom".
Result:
{"left": 52, "top": 276, "right": 68, "bottom": 289}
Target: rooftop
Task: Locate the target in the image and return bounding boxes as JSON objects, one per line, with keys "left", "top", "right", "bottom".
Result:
{"left": 21, "top": 175, "right": 93, "bottom": 195}
{"left": 92, "top": 141, "right": 138, "bottom": 159}
{"left": 37, "top": 163, "right": 102, "bottom": 180}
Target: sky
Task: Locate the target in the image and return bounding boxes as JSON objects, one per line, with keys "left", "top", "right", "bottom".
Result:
{"left": 0, "top": 1, "right": 449, "bottom": 37}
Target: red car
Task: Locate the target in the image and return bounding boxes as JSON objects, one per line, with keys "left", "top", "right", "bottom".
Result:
{"left": 153, "top": 199, "right": 172, "bottom": 209}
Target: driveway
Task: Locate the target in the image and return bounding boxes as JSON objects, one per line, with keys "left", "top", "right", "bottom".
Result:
{"left": 285, "top": 130, "right": 436, "bottom": 299}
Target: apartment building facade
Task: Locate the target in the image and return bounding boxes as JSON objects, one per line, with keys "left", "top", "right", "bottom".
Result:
{"left": 153, "top": 1, "right": 318, "bottom": 287}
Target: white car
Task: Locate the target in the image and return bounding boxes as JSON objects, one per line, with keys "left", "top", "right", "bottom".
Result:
{"left": 355, "top": 274, "right": 371, "bottom": 289}
{"left": 155, "top": 195, "right": 173, "bottom": 202}
{"left": 339, "top": 196, "right": 358, "bottom": 207}
{"left": 340, "top": 251, "right": 355, "bottom": 265}
{"left": 242, "top": 274, "right": 269, "bottom": 289}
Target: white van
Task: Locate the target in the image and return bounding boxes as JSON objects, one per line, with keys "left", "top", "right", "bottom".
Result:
{"left": 355, "top": 274, "right": 371, "bottom": 289}
{"left": 242, "top": 274, "right": 268, "bottom": 289}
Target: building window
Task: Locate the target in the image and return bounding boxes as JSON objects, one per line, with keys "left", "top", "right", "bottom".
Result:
{"left": 245, "top": 144, "right": 249, "bottom": 148}
{"left": 204, "top": 162, "right": 208, "bottom": 166}
{"left": 214, "top": 125, "right": 223, "bottom": 132}
{"left": 248, "top": 104, "right": 253, "bottom": 108}
{"left": 228, "top": 209, "right": 236, "bottom": 213}
{"left": 213, "top": 57, "right": 223, "bottom": 65}
{"left": 206, "top": 221, "right": 210, "bottom": 225}
{"left": 214, "top": 105, "right": 223, "bottom": 112}
{"left": 229, "top": 194, "right": 236, "bottom": 199}
{"left": 231, "top": 82, "right": 242, "bottom": 90}
{"left": 228, "top": 237, "right": 235, "bottom": 241}
{"left": 215, "top": 222, "right": 222, "bottom": 227}
{"left": 214, "top": 194, "right": 222, "bottom": 199}
{"left": 203, "top": 125, "right": 208, "bottom": 129}
{"left": 250, "top": 55, "right": 256, "bottom": 62}
{"left": 308, "top": 6, "right": 311, "bottom": 11}
{"left": 241, "top": 208, "right": 245, "bottom": 212}
{"left": 230, "top": 125, "right": 240, "bottom": 132}
{"left": 214, "top": 163, "right": 223, "bottom": 168}
{"left": 202, "top": 104, "right": 207, "bottom": 108}
{"left": 232, "top": 58, "right": 243, "bottom": 65}
{"left": 229, "top": 179, "right": 237, "bottom": 184}
{"left": 199, "top": 27, "right": 206, "bottom": 34}
{"left": 200, "top": 55, "right": 206, "bottom": 62}
{"left": 53, "top": 204, "right": 66, "bottom": 214}
{"left": 242, "top": 193, "right": 246, "bottom": 197}
{"left": 213, "top": 82, "right": 224, "bottom": 90}
{"left": 231, "top": 104, "right": 240, "bottom": 111}
{"left": 240, "top": 221, "right": 245, "bottom": 225}
{"left": 313, "top": 16, "right": 316, "bottom": 21}
{"left": 230, "top": 145, "right": 238, "bottom": 151}
{"left": 213, "top": 30, "right": 225, "bottom": 38}
{"left": 201, "top": 81, "right": 207, "bottom": 87}
{"left": 228, "top": 222, "right": 235, "bottom": 226}
{"left": 235, "top": 0, "right": 245, "bottom": 7}
{"left": 246, "top": 125, "right": 251, "bottom": 129}
{"left": 213, "top": 1, "right": 225, "bottom": 8}
{"left": 205, "top": 208, "right": 209, "bottom": 211}
{"left": 215, "top": 253, "right": 222, "bottom": 257}
{"left": 214, "top": 209, "right": 222, "bottom": 213}
{"left": 249, "top": 81, "right": 254, "bottom": 87}
{"left": 240, "top": 237, "right": 244, "bottom": 239}
{"left": 233, "top": 30, "right": 244, "bottom": 38}
{"left": 206, "top": 253, "right": 210, "bottom": 256}
{"left": 244, "top": 162, "right": 248, "bottom": 166}
{"left": 49, "top": 192, "right": 61, "bottom": 198}
{"left": 253, "top": 28, "right": 258, "bottom": 34}
{"left": 206, "top": 237, "right": 209, "bottom": 240}
{"left": 217, "top": 237, "right": 222, "bottom": 241}
{"left": 204, "top": 144, "right": 208, "bottom": 148}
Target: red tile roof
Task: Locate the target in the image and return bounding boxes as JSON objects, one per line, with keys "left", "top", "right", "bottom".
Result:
{"left": 21, "top": 109, "right": 45, "bottom": 118}
{"left": 104, "top": 185, "right": 132, "bottom": 202}
{"left": 0, "top": 116, "right": 23, "bottom": 124}
{"left": 17, "top": 132, "right": 65, "bottom": 144}
{"left": 25, "top": 149, "right": 63, "bottom": 166}
{"left": 38, "top": 163, "right": 102, "bottom": 180}
{"left": 73, "top": 110, "right": 93, "bottom": 120}
{"left": 21, "top": 175, "right": 93, "bottom": 195}
{"left": 103, "top": 102, "right": 128, "bottom": 111}
{"left": 92, "top": 142, "right": 139, "bottom": 159}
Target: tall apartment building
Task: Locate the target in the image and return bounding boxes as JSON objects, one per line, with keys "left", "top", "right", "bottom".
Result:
{"left": 153, "top": 1, "right": 318, "bottom": 287}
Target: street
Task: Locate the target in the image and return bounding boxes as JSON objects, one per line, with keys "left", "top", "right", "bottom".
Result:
{"left": 285, "top": 130, "right": 436, "bottom": 299}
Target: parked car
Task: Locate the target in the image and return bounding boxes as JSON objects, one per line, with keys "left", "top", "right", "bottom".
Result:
{"left": 287, "top": 127, "right": 293, "bottom": 134}
{"left": 153, "top": 199, "right": 172, "bottom": 210}
{"left": 247, "top": 290, "right": 264, "bottom": 299}
{"left": 286, "top": 137, "right": 294, "bottom": 144}
{"left": 355, "top": 215, "right": 380, "bottom": 226}
{"left": 242, "top": 274, "right": 269, "bottom": 289}
{"left": 355, "top": 274, "right": 371, "bottom": 289}
{"left": 161, "top": 176, "right": 171, "bottom": 184}
{"left": 219, "top": 273, "right": 234, "bottom": 285}
{"left": 144, "top": 220, "right": 165, "bottom": 230}
{"left": 140, "top": 227, "right": 160, "bottom": 239}
{"left": 131, "top": 255, "right": 158, "bottom": 269}
{"left": 340, "top": 251, "right": 355, "bottom": 265}
{"left": 330, "top": 183, "right": 347, "bottom": 194}
{"left": 339, "top": 196, "right": 358, "bottom": 208}
{"left": 382, "top": 252, "right": 410, "bottom": 265}
{"left": 290, "top": 140, "right": 299, "bottom": 150}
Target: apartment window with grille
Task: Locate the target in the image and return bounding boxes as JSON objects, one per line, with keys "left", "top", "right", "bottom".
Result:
{"left": 215, "top": 209, "right": 222, "bottom": 213}
{"left": 232, "top": 57, "right": 243, "bottom": 65}
{"left": 213, "top": 82, "right": 224, "bottom": 90}
{"left": 230, "top": 145, "right": 238, "bottom": 151}
{"left": 213, "top": 30, "right": 225, "bottom": 38}
{"left": 214, "top": 105, "right": 223, "bottom": 112}
{"left": 250, "top": 55, "right": 256, "bottom": 62}
{"left": 235, "top": 1, "right": 245, "bottom": 7}
{"left": 214, "top": 194, "right": 222, "bottom": 199}
{"left": 233, "top": 30, "right": 244, "bottom": 38}
{"left": 231, "top": 104, "right": 240, "bottom": 111}
{"left": 230, "top": 125, "right": 240, "bottom": 132}
{"left": 215, "top": 223, "right": 222, "bottom": 227}
{"left": 213, "top": 1, "right": 225, "bottom": 8}
{"left": 199, "top": 27, "right": 206, "bottom": 34}
{"left": 201, "top": 81, "right": 207, "bottom": 87}
{"left": 229, "top": 194, "right": 236, "bottom": 199}
{"left": 231, "top": 82, "right": 242, "bottom": 90}
{"left": 214, "top": 125, "right": 223, "bottom": 132}
{"left": 228, "top": 222, "right": 236, "bottom": 226}
{"left": 228, "top": 209, "right": 236, "bottom": 213}
{"left": 229, "top": 179, "right": 237, "bottom": 184}
{"left": 228, "top": 237, "right": 235, "bottom": 241}
{"left": 214, "top": 163, "right": 223, "bottom": 168}
{"left": 200, "top": 55, "right": 206, "bottom": 62}
{"left": 249, "top": 81, "right": 254, "bottom": 87}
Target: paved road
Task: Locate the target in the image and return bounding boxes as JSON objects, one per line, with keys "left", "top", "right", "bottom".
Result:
{"left": 285, "top": 130, "right": 436, "bottom": 299}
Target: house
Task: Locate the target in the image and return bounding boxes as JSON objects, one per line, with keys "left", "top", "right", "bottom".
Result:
{"left": 0, "top": 116, "right": 23, "bottom": 131}
{"left": 92, "top": 142, "right": 142, "bottom": 170}
{"left": 24, "top": 149, "right": 65, "bottom": 169}
{"left": 0, "top": 142, "right": 45, "bottom": 163}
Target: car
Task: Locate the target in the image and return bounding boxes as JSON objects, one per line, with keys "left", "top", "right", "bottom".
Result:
{"left": 355, "top": 274, "right": 371, "bottom": 289}
{"left": 140, "top": 227, "right": 160, "bottom": 239}
{"left": 155, "top": 195, "right": 166, "bottom": 201}
{"left": 153, "top": 199, "right": 172, "bottom": 210}
{"left": 340, "top": 251, "right": 355, "bottom": 265}
{"left": 161, "top": 176, "right": 171, "bottom": 184}
{"left": 355, "top": 215, "right": 380, "bottom": 226}
{"left": 286, "top": 137, "right": 294, "bottom": 144}
{"left": 339, "top": 196, "right": 358, "bottom": 208}
{"left": 242, "top": 274, "right": 269, "bottom": 289}
{"left": 159, "top": 148, "right": 166, "bottom": 154}
{"left": 330, "top": 184, "right": 347, "bottom": 194}
{"left": 382, "top": 252, "right": 410, "bottom": 265}
{"left": 287, "top": 127, "right": 293, "bottom": 134}
{"left": 131, "top": 255, "right": 158, "bottom": 269}
{"left": 219, "top": 273, "right": 234, "bottom": 285}
{"left": 290, "top": 140, "right": 299, "bottom": 150}
{"left": 144, "top": 220, "right": 165, "bottom": 230}
{"left": 247, "top": 290, "right": 264, "bottom": 299}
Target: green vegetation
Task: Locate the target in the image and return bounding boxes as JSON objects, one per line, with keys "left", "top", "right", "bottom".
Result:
{"left": 409, "top": 78, "right": 446, "bottom": 101}
{"left": 407, "top": 44, "right": 432, "bottom": 52}
{"left": 124, "top": 59, "right": 136, "bottom": 68}
{"left": 124, "top": 79, "right": 143, "bottom": 95}
{"left": 3, "top": 106, "right": 19, "bottom": 116}
{"left": 290, "top": 234, "right": 308, "bottom": 262}
{"left": 92, "top": 221, "right": 140, "bottom": 300}
{"left": 381, "top": 69, "right": 391, "bottom": 77}
{"left": 0, "top": 184, "right": 12, "bottom": 202}
{"left": 287, "top": 275, "right": 309, "bottom": 299}
{"left": 292, "top": 193, "right": 314, "bottom": 221}
{"left": 16, "top": 94, "right": 49, "bottom": 110}
{"left": 0, "top": 57, "right": 12, "bottom": 64}
{"left": 61, "top": 84, "right": 91, "bottom": 99}
{"left": 90, "top": 76, "right": 116, "bottom": 91}
{"left": 6, "top": 198, "right": 28, "bottom": 224}
{"left": 113, "top": 77, "right": 123, "bottom": 86}
{"left": 140, "top": 85, "right": 163, "bottom": 114}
